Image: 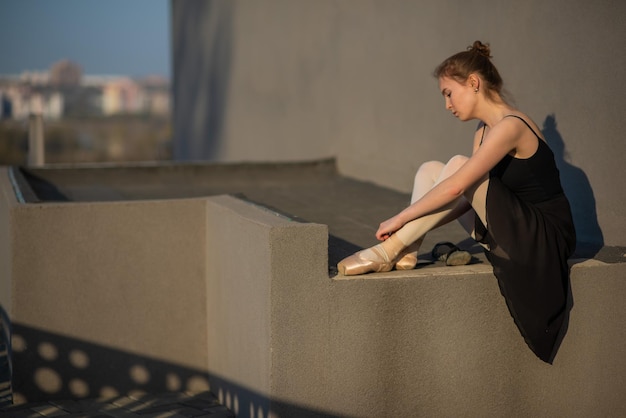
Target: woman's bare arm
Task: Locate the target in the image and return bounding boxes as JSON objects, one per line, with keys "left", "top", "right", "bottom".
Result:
{"left": 375, "top": 119, "right": 524, "bottom": 240}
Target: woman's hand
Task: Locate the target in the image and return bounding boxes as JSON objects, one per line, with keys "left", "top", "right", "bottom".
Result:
{"left": 376, "top": 215, "right": 406, "bottom": 241}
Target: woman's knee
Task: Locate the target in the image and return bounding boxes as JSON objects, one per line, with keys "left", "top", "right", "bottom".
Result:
{"left": 416, "top": 160, "right": 445, "bottom": 182}
{"left": 446, "top": 155, "right": 469, "bottom": 170}
{"left": 436, "top": 155, "right": 469, "bottom": 179}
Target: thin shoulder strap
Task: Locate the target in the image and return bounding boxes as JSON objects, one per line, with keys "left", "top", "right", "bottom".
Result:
{"left": 504, "top": 114, "right": 542, "bottom": 140}
{"left": 479, "top": 123, "right": 487, "bottom": 145}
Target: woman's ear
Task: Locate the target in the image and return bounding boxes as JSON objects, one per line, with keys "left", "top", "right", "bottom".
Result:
{"left": 468, "top": 74, "right": 480, "bottom": 90}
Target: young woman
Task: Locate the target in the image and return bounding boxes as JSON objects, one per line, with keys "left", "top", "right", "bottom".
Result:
{"left": 337, "top": 41, "right": 576, "bottom": 363}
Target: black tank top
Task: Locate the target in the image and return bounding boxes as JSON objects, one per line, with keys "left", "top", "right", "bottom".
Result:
{"left": 486, "top": 115, "right": 564, "bottom": 204}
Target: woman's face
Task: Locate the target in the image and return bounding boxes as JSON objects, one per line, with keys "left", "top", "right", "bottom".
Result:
{"left": 438, "top": 76, "right": 476, "bottom": 121}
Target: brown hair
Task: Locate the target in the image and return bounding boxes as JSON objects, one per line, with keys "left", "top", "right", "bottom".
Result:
{"left": 433, "top": 41, "right": 504, "bottom": 101}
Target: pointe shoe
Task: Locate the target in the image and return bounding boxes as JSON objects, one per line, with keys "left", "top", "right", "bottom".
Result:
{"left": 394, "top": 252, "right": 418, "bottom": 270}
{"left": 337, "top": 246, "right": 394, "bottom": 276}
{"left": 394, "top": 241, "right": 422, "bottom": 270}
{"left": 337, "top": 234, "right": 407, "bottom": 276}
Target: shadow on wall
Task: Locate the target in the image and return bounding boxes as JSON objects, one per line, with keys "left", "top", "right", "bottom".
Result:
{"left": 6, "top": 323, "right": 339, "bottom": 418}
{"left": 173, "top": 0, "right": 233, "bottom": 161}
{"left": 543, "top": 114, "right": 604, "bottom": 257}
{"left": 9, "top": 323, "right": 211, "bottom": 404}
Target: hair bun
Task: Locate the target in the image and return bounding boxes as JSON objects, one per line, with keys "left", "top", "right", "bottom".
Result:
{"left": 468, "top": 41, "right": 492, "bottom": 58}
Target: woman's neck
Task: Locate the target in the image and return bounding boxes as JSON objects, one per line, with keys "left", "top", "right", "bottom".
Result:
{"left": 479, "top": 100, "right": 516, "bottom": 128}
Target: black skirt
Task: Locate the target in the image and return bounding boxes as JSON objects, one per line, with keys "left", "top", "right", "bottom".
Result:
{"left": 475, "top": 176, "right": 576, "bottom": 363}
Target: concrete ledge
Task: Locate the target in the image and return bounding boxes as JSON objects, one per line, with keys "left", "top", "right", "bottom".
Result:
{"left": 333, "top": 261, "right": 494, "bottom": 280}
{"left": 201, "top": 194, "right": 626, "bottom": 417}
{"left": 322, "top": 260, "right": 626, "bottom": 416}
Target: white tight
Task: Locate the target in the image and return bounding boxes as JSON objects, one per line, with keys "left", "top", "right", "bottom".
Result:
{"left": 394, "top": 155, "right": 489, "bottom": 248}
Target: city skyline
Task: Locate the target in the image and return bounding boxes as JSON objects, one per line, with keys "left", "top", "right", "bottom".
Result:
{"left": 0, "top": 0, "right": 170, "bottom": 78}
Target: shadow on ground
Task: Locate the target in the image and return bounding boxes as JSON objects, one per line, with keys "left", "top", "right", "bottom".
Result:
{"left": 1, "top": 322, "right": 343, "bottom": 418}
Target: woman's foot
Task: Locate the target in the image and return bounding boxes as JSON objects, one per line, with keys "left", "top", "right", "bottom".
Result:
{"left": 337, "top": 234, "right": 406, "bottom": 276}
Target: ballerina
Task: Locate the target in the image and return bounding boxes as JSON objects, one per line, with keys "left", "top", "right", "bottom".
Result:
{"left": 337, "top": 41, "right": 576, "bottom": 364}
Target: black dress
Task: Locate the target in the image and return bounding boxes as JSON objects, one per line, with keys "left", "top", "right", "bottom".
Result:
{"left": 474, "top": 115, "right": 576, "bottom": 364}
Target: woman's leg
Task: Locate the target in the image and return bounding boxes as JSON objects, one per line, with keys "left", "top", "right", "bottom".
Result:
{"left": 338, "top": 156, "right": 477, "bottom": 275}
{"left": 394, "top": 156, "right": 489, "bottom": 256}
{"left": 395, "top": 155, "right": 489, "bottom": 249}
{"left": 394, "top": 155, "right": 473, "bottom": 245}
{"left": 394, "top": 161, "right": 445, "bottom": 269}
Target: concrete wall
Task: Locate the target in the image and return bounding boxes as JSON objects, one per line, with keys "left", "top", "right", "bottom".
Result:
{"left": 327, "top": 262, "right": 626, "bottom": 417}
{"left": 11, "top": 199, "right": 209, "bottom": 372}
{"left": 0, "top": 168, "right": 213, "bottom": 401}
{"left": 205, "top": 195, "right": 331, "bottom": 415}
{"left": 203, "top": 194, "right": 626, "bottom": 417}
{"left": 172, "top": 0, "right": 626, "bottom": 247}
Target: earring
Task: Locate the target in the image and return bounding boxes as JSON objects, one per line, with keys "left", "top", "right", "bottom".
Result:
{"left": 474, "top": 88, "right": 479, "bottom": 93}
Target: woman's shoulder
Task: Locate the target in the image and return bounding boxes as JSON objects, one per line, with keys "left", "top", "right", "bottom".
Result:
{"left": 500, "top": 112, "right": 545, "bottom": 141}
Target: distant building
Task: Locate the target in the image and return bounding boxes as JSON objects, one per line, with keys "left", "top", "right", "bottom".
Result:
{"left": 138, "top": 76, "right": 171, "bottom": 117}
{"left": 19, "top": 71, "right": 49, "bottom": 86}
{"left": 82, "top": 74, "right": 125, "bottom": 87}
{"left": 1, "top": 64, "right": 170, "bottom": 119}
{"left": 49, "top": 60, "right": 82, "bottom": 87}
{"left": 41, "top": 92, "right": 64, "bottom": 120}
{"left": 0, "top": 85, "right": 64, "bottom": 120}
{"left": 102, "top": 77, "right": 145, "bottom": 115}
{"left": 147, "top": 89, "right": 170, "bottom": 116}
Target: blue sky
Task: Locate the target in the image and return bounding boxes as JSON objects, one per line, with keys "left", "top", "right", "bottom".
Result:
{"left": 0, "top": 0, "right": 170, "bottom": 78}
